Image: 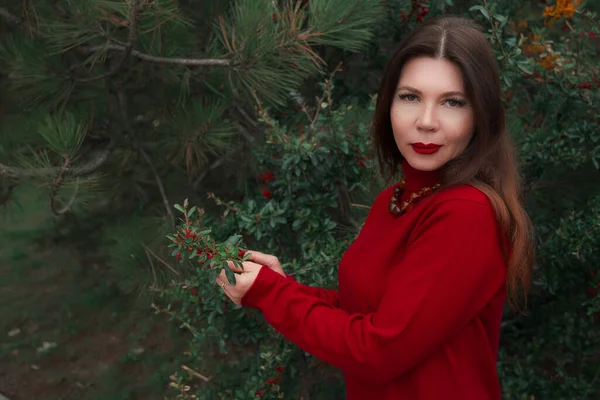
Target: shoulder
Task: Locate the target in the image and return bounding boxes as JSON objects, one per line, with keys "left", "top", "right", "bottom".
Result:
{"left": 435, "top": 184, "right": 491, "bottom": 206}
{"left": 416, "top": 184, "right": 498, "bottom": 230}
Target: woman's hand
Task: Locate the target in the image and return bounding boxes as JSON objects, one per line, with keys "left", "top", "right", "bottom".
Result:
{"left": 215, "top": 250, "right": 286, "bottom": 305}
{"left": 215, "top": 261, "right": 264, "bottom": 305}
{"left": 245, "top": 250, "right": 286, "bottom": 277}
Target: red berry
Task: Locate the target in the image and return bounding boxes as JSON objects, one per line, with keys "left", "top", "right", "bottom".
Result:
{"left": 275, "top": 365, "right": 284, "bottom": 374}
{"left": 200, "top": 260, "right": 205, "bottom": 264}
{"left": 259, "top": 171, "right": 275, "bottom": 182}
{"left": 176, "top": 253, "right": 182, "bottom": 260}
{"left": 238, "top": 250, "right": 246, "bottom": 257}
{"left": 191, "top": 289, "right": 198, "bottom": 296}
{"left": 196, "top": 249, "right": 203, "bottom": 255}
{"left": 255, "top": 390, "right": 262, "bottom": 397}
{"left": 262, "top": 189, "right": 273, "bottom": 199}
{"left": 207, "top": 253, "right": 214, "bottom": 259}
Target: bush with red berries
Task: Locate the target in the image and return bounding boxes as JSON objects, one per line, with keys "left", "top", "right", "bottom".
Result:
{"left": 154, "top": 1, "right": 600, "bottom": 399}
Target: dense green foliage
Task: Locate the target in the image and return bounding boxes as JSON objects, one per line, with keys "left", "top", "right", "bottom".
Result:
{"left": 1, "top": 0, "right": 599, "bottom": 399}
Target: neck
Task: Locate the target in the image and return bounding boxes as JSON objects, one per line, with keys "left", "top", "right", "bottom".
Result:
{"left": 401, "top": 159, "right": 441, "bottom": 193}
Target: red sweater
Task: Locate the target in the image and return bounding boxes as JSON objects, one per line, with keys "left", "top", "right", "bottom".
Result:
{"left": 241, "top": 161, "right": 508, "bottom": 399}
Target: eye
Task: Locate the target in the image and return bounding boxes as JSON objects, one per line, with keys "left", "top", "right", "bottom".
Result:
{"left": 398, "top": 93, "right": 418, "bottom": 102}
{"left": 446, "top": 98, "right": 466, "bottom": 108}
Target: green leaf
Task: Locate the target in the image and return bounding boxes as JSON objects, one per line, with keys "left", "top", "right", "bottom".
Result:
{"left": 174, "top": 204, "right": 186, "bottom": 214}
{"left": 225, "top": 266, "right": 236, "bottom": 285}
{"left": 225, "top": 234, "right": 242, "bottom": 246}
{"left": 517, "top": 62, "right": 533, "bottom": 75}
{"left": 188, "top": 206, "right": 197, "bottom": 217}
{"left": 493, "top": 14, "right": 507, "bottom": 24}
{"left": 469, "top": 5, "right": 489, "bottom": 20}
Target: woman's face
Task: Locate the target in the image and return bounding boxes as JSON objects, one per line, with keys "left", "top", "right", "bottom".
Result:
{"left": 390, "top": 56, "right": 475, "bottom": 172}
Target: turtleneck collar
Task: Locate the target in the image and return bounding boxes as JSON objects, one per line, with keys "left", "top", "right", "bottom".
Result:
{"left": 401, "top": 159, "right": 441, "bottom": 194}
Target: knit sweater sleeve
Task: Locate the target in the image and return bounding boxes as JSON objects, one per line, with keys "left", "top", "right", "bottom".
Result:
{"left": 241, "top": 198, "right": 507, "bottom": 384}
{"left": 284, "top": 274, "right": 339, "bottom": 307}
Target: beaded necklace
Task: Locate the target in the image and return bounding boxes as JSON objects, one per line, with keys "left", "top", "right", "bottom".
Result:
{"left": 388, "top": 178, "right": 441, "bottom": 216}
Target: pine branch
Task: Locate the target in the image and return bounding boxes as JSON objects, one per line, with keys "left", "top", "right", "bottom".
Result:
{"left": 79, "top": 44, "right": 231, "bottom": 67}
{"left": 0, "top": 140, "right": 114, "bottom": 179}
{"left": 77, "top": 0, "right": 143, "bottom": 82}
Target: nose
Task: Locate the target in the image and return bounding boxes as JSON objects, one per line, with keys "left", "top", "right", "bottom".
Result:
{"left": 416, "top": 104, "right": 439, "bottom": 132}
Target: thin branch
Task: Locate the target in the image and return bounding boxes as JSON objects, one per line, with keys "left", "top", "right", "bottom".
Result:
{"left": 138, "top": 146, "right": 175, "bottom": 227}
{"left": 192, "top": 157, "right": 226, "bottom": 191}
{"left": 206, "top": 192, "right": 239, "bottom": 214}
{"left": 0, "top": 140, "right": 114, "bottom": 179}
{"left": 52, "top": 180, "right": 80, "bottom": 215}
{"left": 77, "top": 0, "right": 143, "bottom": 82}
{"left": 0, "top": 7, "right": 20, "bottom": 24}
{"left": 151, "top": 303, "right": 199, "bottom": 336}
{"left": 80, "top": 44, "right": 231, "bottom": 67}
{"left": 350, "top": 203, "right": 370, "bottom": 209}
{"left": 142, "top": 244, "right": 180, "bottom": 276}
{"left": 49, "top": 156, "right": 71, "bottom": 215}
{"left": 181, "top": 365, "right": 211, "bottom": 382}
{"left": 144, "top": 246, "right": 158, "bottom": 287}
{"left": 0, "top": 6, "right": 42, "bottom": 38}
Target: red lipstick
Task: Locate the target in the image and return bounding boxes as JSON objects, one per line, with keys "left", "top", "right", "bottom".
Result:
{"left": 411, "top": 142, "right": 442, "bottom": 155}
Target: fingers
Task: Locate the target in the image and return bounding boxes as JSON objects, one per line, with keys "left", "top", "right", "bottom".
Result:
{"left": 246, "top": 250, "right": 277, "bottom": 266}
{"left": 228, "top": 260, "right": 262, "bottom": 272}
{"left": 226, "top": 260, "right": 244, "bottom": 273}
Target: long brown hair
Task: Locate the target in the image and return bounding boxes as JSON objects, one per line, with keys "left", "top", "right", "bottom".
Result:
{"left": 371, "top": 15, "right": 535, "bottom": 312}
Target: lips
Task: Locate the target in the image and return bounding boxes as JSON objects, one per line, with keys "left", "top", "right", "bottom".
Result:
{"left": 411, "top": 143, "right": 442, "bottom": 155}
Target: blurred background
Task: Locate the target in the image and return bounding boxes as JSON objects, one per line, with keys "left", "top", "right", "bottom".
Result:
{"left": 1, "top": 0, "right": 599, "bottom": 399}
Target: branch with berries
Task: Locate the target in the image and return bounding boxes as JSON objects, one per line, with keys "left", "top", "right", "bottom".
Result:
{"left": 166, "top": 199, "right": 249, "bottom": 286}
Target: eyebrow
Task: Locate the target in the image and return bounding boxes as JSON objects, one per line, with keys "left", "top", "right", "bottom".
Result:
{"left": 396, "top": 85, "right": 466, "bottom": 97}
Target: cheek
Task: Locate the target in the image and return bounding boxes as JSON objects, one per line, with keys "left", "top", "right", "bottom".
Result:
{"left": 390, "top": 107, "right": 411, "bottom": 139}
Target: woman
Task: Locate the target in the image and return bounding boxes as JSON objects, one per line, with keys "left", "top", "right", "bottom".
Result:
{"left": 216, "top": 15, "right": 535, "bottom": 399}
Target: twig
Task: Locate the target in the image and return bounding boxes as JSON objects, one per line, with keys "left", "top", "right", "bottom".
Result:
{"left": 138, "top": 146, "right": 175, "bottom": 227}
{"left": 77, "top": 0, "right": 143, "bottom": 82}
{"left": 151, "top": 303, "right": 199, "bottom": 336}
{"left": 192, "top": 157, "right": 226, "bottom": 191}
{"left": 0, "top": 140, "right": 114, "bottom": 179}
{"left": 181, "top": 365, "right": 211, "bottom": 382}
{"left": 49, "top": 156, "right": 71, "bottom": 215}
{"left": 143, "top": 244, "right": 180, "bottom": 276}
{"left": 350, "top": 203, "right": 370, "bottom": 209}
{"left": 52, "top": 179, "right": 80, "bottom": 215}
{"left": 206, "top": 192, "right": 239, "bottom": 214}
{"left": 80, "top": 44, "right": 231, "bottom": 67}
{"left": 0, "top": 7, "right": 20, "bottom": 24}
{"left": 482, "top": 0, "right": 509, "bottom": 64}
{"left": 144, "top": 246, "right": 158, "bottom": 287}
{"left": 0, "top": 6, "right": 42, "bottom": 37}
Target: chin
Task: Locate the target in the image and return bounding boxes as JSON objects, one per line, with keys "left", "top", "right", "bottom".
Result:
{"left": 403, "top": 155, "right": 446, "bottom": 171}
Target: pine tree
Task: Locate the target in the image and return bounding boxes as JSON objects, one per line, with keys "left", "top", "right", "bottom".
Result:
{"left": 0, "top": 0, "right": 383, "bottom": 221}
